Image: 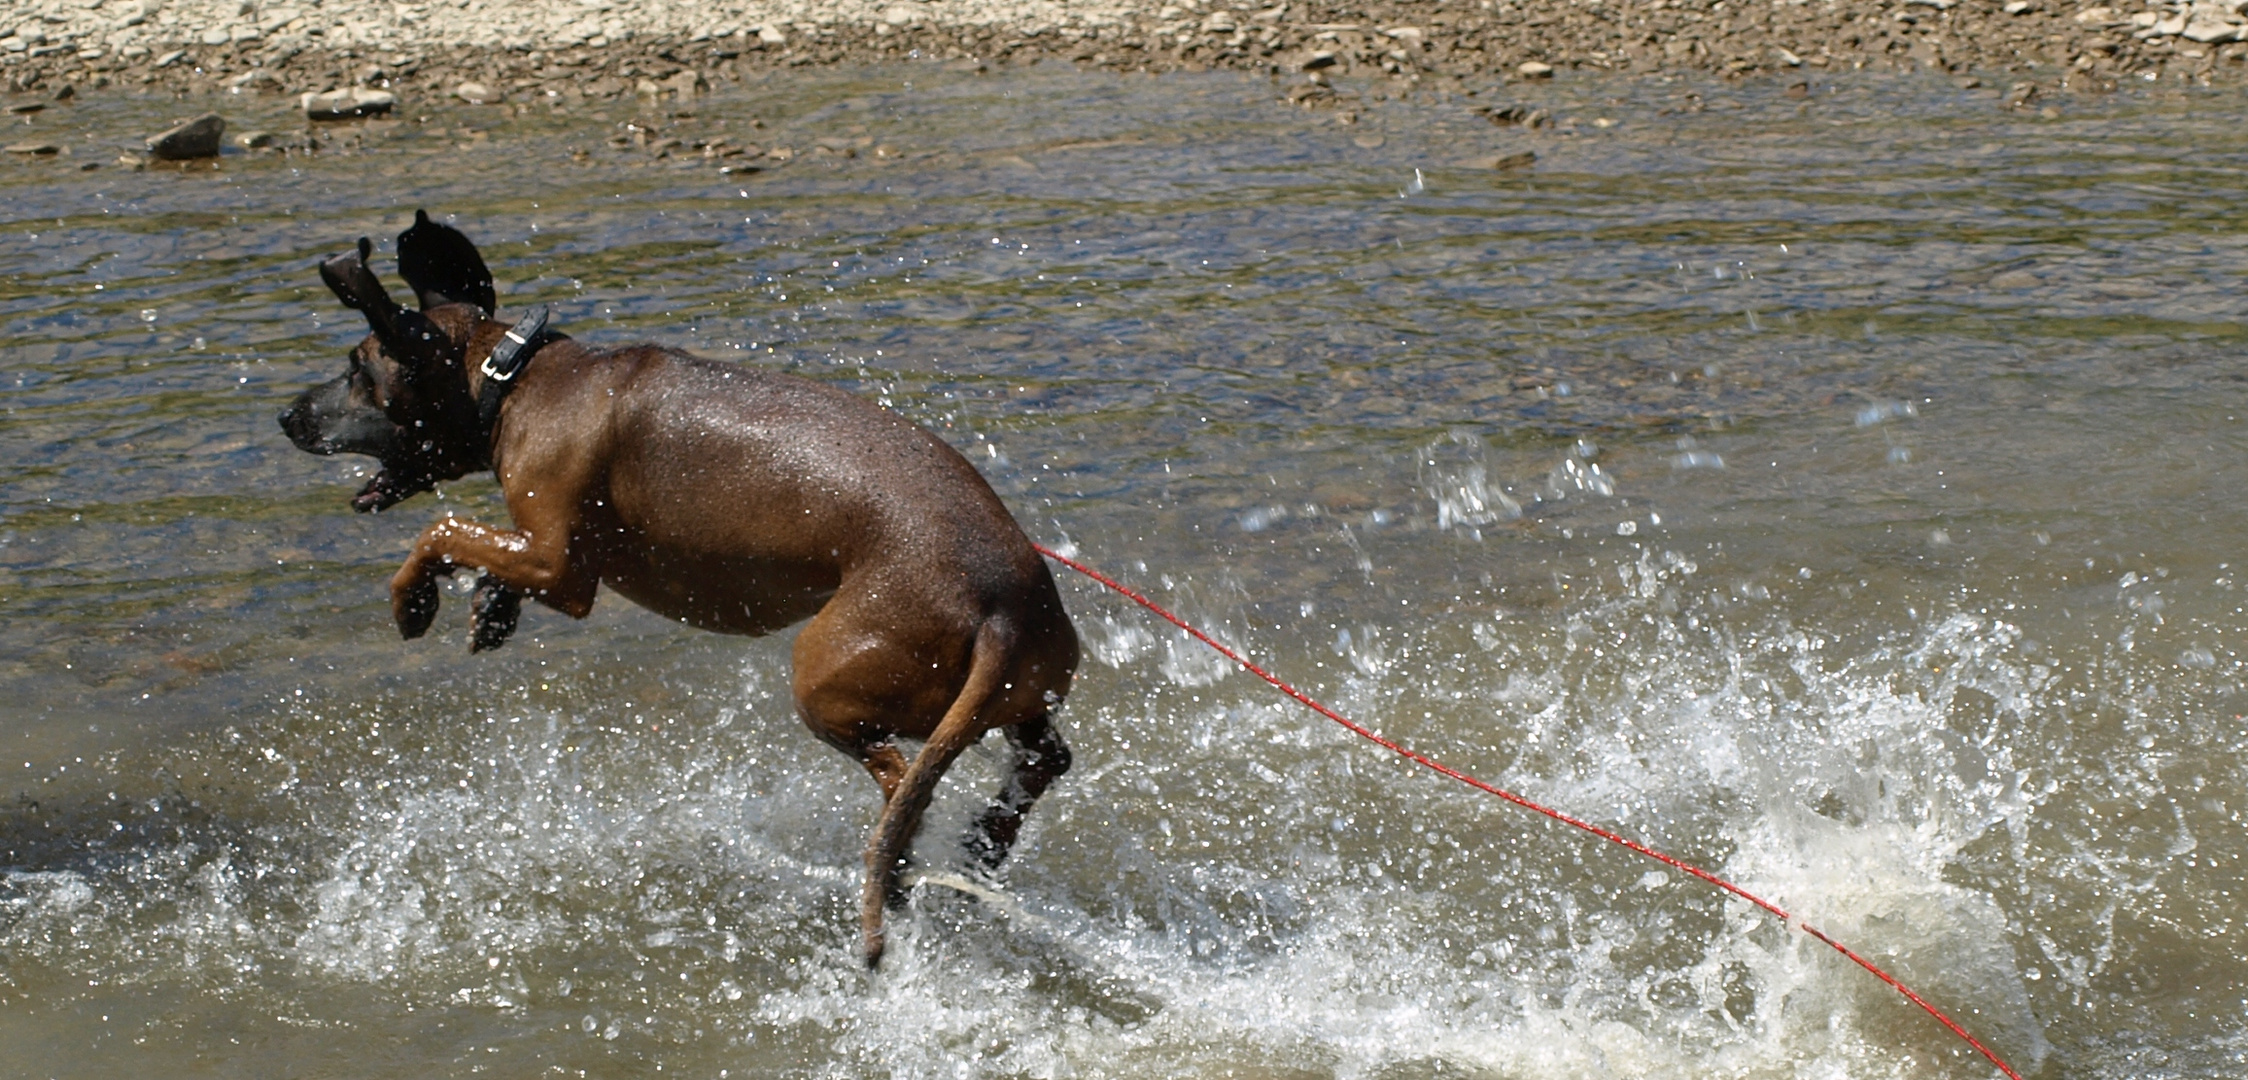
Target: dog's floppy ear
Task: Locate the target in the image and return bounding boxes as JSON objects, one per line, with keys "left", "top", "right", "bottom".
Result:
{"left": 396, "top": 209, "right": 496, "bottom": 315}
{"left": 320, "top": 236, "right": 408, "bottom": 346}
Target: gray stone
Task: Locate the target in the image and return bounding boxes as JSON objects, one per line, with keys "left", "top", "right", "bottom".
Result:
{"left": 227, "top": 69, "right": 284, "bottom": 91}
{"left": 303, "top": 87, "right": 396, "bottom": 120}
{"left": 6, "top": 141, "right": 62, "bottom": 155}
{"left": 147, "top": 113, "right": 225, "bottom": 159}
{"left": 663, "top": 69, "right": 703, "bottom": 97}
{"left": 1467, "top": 150, "right": 1537, "bottom": 170}
{"left": 1517, "top": 60, "right": 1555, "bottom": 78}
{"left": 454, "top": 81, "right": 502, "bottom": 103}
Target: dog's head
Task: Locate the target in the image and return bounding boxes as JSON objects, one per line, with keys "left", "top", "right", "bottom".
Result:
{"left": 280, "top": 210, "right": 498, "bottom": 512}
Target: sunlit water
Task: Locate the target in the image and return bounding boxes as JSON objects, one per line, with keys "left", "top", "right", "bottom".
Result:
{"left": 3, "top": 65, "right": 2245, "bottom": 1078}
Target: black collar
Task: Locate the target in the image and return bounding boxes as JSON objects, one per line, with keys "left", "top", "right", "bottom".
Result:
{"left": 475, "top": 305, "right": 553, "bottom": 441}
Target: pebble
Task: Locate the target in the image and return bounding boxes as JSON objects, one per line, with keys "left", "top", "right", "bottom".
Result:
{"left": 227, "top": 69, "right": 284, "bottom": 92}
{"left": 147, "top": 113, "right": 225, "bottom": 159}
{"left": 303, "top": 87, "right": 396, "bottom": 121}
{"left": 6, "top": 141, "right": 62, "bottom": 155}
{"left": 1468, "top": 150, "right": 1537, "bottom": 170}
{"left": 1517, "top": 60, "right": 1555, "bottom": 79}
{"left": 454, "top": 82, "right": 502, "bottom": 104}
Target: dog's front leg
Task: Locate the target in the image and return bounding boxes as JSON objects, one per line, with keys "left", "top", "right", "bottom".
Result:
{"left": 390, "top": 514, "right": 594, "bottom": 640}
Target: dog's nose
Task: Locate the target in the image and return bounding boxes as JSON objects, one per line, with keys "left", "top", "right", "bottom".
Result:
{"left": 278, "top": 404, "right": 317, "bottom": 449}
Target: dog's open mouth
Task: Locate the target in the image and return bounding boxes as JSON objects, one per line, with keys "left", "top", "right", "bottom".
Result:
{"left": 352, "top": 468, "right": 428, "bottom": 513}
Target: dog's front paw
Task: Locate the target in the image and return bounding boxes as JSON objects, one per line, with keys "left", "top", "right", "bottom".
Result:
{"left": 470, "top": 574, "right": 521, "bottom": 653}
{"left": 393, "top": 573, "right": 441, "bottom": 640}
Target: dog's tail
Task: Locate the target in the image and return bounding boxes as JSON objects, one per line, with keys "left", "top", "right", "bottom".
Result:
{"left": 860, "top": 618, "right": 1014, "bottom": 968}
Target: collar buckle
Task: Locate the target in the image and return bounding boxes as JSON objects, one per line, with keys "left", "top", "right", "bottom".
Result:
{"left": 481, "top": 304, "right": 549, "bottom": 383}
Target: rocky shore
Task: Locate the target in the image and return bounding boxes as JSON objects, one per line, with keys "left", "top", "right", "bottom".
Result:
{"left": 2, "top": 0, "right": 2244, "bottom": 125}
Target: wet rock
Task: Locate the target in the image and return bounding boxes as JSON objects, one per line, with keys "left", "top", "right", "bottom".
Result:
{"left": 1517, "top": 60, "right": 1555, "bottom": 78}
{"left": 228, "top": 69, "right": 285, "bottom": 92}
{"left": 454, "top": 81, "right": 502, "bottom": 103}
{"left": 6, "top": 102, "right": 43, "bottom": 115}
{"left": 1479, "top": 104, "right": 1552, "bottom": 128}
{"left": 1352, "top": 133, "right": 1386, "bottom": 148}
{"left": 6, "top": 141, "right": 62, "bottom": 156}
{"left": 1467, "top": 150, "right": 1537, "bottom": 170}
{"left": 147, "top": 113, "right": 225, "bottom": 159}
{"left": 1302, "top": 49, "right": 1337, "bottom": 70}
{"left": 235, "top": 130, "right": 276, "bottom": 149}
{"left": 303, "top": 87, "right": 395, "bottom": 120}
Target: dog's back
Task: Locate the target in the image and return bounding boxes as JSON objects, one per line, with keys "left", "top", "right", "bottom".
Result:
{"left": 496, "top": 345, "right": 1066, "bottom": 646}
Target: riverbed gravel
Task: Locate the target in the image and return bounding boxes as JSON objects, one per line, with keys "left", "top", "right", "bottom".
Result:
{"left": 3, "top": 0, "right": 2245, "bottom": 114}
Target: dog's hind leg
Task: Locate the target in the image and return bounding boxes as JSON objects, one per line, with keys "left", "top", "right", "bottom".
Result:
{"left": 963, "top": 713, "right": 1071, "bottom": 873}
{"left": 848, "top": 739, "right": 910, "bottom": 805}
{"left": 469, "top": 574, "right": 521, "bottom": 653}
{"left": 858, "top": 621, "right": 1012, "bottom": 968}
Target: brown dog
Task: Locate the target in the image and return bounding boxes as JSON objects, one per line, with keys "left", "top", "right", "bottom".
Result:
{"left": 278, "top": 211, "right": 1079, "bottom": 965}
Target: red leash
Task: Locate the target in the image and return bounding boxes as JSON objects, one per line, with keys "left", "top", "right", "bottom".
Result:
{"left": 1035, "top": 542, "right": 2026, "bottom": 1080}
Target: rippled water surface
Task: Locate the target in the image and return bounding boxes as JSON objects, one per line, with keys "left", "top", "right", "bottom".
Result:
{"left": 4, "top": 65, "right": 2246, "bottom": 1078}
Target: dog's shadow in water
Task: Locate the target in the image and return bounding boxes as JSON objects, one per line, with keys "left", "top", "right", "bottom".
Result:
{"left": 0, "top": 785, "right": 288, "bottom": 916}
{"left": 899, "top": 874, "right": 1163, "bottom": 1028}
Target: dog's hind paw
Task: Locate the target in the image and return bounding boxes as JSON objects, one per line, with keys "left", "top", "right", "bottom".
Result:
{"left": 393, "top": 574, "right": 441, "bottom": 640}
{"left": 470, "top": 575, "right": 521, "bottom": 653}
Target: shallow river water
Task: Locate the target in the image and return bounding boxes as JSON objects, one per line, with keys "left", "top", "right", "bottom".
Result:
{"left": 2, "top": 64, "right": 2245, "bottom": 1078}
